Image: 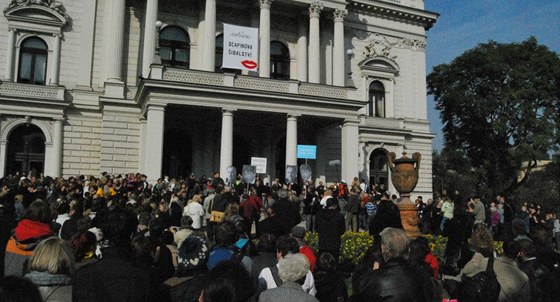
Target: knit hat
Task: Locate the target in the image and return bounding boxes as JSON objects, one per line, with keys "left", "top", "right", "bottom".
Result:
{"left": 291, "top": 226, "right": 306, "bottom": 239}
{"left": 177, "top": 236, "right": 209, "bottom": 271}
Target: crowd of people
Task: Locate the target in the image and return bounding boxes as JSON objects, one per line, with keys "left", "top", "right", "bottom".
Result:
{"left": 0, "top": 171, "right": 559, "bottom": 301}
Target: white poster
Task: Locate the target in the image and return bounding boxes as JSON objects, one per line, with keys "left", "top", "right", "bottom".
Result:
{"left": 222, "top": 23, "right": 259, "bottom": 71}
{"left": 251, "top": 157, "right": 267, "bottom": 174}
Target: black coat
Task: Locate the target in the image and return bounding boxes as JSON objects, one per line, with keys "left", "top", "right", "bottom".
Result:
{"left": 73, "top": 246, "right": 151, "bottom": 302}
{"left": 369, "top": 200, "right": 403, "bottom": 239}
{"left": 315, "top": 208, "right": 345, "bottom": 252}
{"left": 356, "top": 258, "right": 434, "bottom": 302}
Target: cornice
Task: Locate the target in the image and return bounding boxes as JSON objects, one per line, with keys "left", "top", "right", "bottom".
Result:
{"left": 348, "top": 0, "right": 438, "bottom": 30}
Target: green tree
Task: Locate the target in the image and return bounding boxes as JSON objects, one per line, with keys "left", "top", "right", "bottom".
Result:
{"left": 428, "top": 37, "right": 560, "bottom": 197}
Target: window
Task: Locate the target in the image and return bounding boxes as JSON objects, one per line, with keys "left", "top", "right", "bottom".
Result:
{"left": 159, "top": 26, "right": 190, "bottom": 67}
{"left": 369, "top": 81, "right": 385, "bottom": 117}
{"left": 270, "top": 41, "right": 290, "bottom": 80}
{"left": 18, "top": 37, "right": 48, "bottom": 85}
{"left": 215, "top": 34, "right": 223, "bottom": 72}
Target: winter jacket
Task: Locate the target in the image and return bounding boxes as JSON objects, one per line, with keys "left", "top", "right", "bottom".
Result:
{"left": 25, "top": 271, "right": 72, "bottom": 302}
{"left": 315, "top": 209, "right": 345, "bottom": 253}
{"left": 356, "top": 258, "right": 434, "bottom": 302}
{"left": 73, "top": 246, "right": 150, "bottom": 302}
{"left": 4, "top": 219, "right": 53, "bottom": 276}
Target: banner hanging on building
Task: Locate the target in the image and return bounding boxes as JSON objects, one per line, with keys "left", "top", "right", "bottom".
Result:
{"left": 222, "top": 23, "right": 259, "bottom": 71}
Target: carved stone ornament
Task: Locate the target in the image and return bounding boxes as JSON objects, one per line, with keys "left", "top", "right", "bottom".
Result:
{"left": 333, "top": 8, "right": 347, "bottom": 22}
{"left": 309, "top": 1, "right": 324, "bottom": 18}
{"left": 363, "top": 32, "right": 399, "bottom": 60}
{"left": 259, "top": 0, "right": 273, "bottom": 9}
{"left": 8, "top": 0, "right": 63, "bottom": 12}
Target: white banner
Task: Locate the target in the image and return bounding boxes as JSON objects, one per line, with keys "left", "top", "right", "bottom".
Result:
{"left": 222, "top": 23, "right": 259, "bottom": 71}
{"left": 251, "top": 157, "right": 267, "bottom": 174}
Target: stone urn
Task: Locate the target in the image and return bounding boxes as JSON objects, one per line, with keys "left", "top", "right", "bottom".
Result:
{"left": 387, "top": 151, "right": 422, "bottom": 237}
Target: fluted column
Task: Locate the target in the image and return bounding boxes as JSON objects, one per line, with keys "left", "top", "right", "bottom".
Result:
{"left": 220, "top": 109, "right": 236, "bottom": 178}
{"left": 259, "top": 0, "right": 272, "bottom": 77}
{"left": 333, "top": 9, "right": 347, "bottom": 86}
{"left": 202, "top": 0, "right": 216, "bottom": 71}
{"left": 142, "top": 0, "right": 159, "bottom": 78}
{"left": 144, "top": 105, "right": 166, "bottom": 183}
{"left": 297, "top": 16, "right": 307, "bottom": 82}
{"left": 49, "top": 34, "right": 61, "bottom": 85}
{"left": 308, "top": 1, "right": 323, "bottom": 84}
{"left": 341, "top": 119, "right": 359, "bottom": 184}
{"left": 5, "top": 28, "right": 16, "bottom": 81}
{"left": 105, "top": 0, "right": 126, "bottom": 82}
{"left": 0, "top": 140, "right": 5, "bottom": 177}
{"left": 50, "top": 119, "right": 63, "bottom": 177}
{"left": 285, "top": 114, "right": 299, "bottom": 168}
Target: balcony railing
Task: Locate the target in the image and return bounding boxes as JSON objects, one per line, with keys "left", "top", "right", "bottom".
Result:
{"left": 151, "top": 65, "right": 355, "bottom": 100}
{"left": 0, "top": 82, "right": 65, "bottom": 101}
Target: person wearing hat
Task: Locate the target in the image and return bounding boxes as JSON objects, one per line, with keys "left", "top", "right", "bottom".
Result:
{"left": 291, "top": 226, "right": 316, "bottom": 272}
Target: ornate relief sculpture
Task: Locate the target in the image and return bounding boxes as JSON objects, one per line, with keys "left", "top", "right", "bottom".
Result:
{"left": 7, "top": 0, "right": 64, "bottom": 13}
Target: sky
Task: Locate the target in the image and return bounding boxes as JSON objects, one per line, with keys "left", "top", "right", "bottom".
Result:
{"left": 424, "top": 0, "right": 560, "bottom": 151}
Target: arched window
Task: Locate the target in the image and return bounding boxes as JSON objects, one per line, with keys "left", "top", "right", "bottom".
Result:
{"left": 270, "top": 41, "right": 290, "bottom": 80}
{"left": 369, "top": 148, "right": 388, "bottom": 189}
{"left": 18, "top": 37, "right": 48, "bottom": 85}
{"left": 159, "top": 26, "right": 190, "bottom": 67}
{"left": 369, "top": 81, "right": 385, "bottom": 117}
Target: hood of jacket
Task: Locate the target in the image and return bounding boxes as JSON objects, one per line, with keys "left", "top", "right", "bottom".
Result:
{"left": 14, "top": 219, "right": 53, "bottom": 242}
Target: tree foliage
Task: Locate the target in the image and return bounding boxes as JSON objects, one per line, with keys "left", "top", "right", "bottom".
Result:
{"left": 428, "top": 37, "right": 560, "bottom": 196}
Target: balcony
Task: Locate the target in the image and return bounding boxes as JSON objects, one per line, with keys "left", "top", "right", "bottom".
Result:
{"left": 150, "top": 65, "right": 355, "bottom": 101}
{"left": 0, "top": 81, "right": 68, "bottom": 117}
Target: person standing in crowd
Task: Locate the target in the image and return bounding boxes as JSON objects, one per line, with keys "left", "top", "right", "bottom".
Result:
{"left": 440, "top": 191, "right": 454, "bottom": 231}
{"left": 356, "top": 228, "right": 434, "bottom": 301}
{"left": 345, "top": 188, "right": 360, "bottom": 232}
{"left": 313, "top": 252, "right": 348, "bottom": 302}
{"left": 290, "top": 226, "right": 316, "bottom": 272}
{"left": 471, "top": 196, "right": 486, "bottom": 225}
{"left": 369, "top": 192, "right": 403, "bottom": 243}
{"left": 24, "top": 237, "right": 74, "bottom": 302}
{"left": 259, "top": 253, "right": 319, "bottom": 302}
{"left": 184, "top": 194, "right": 205, "bottom": 231}
{"left": 73, "top": 208, "right": 150, "bottom": 301}
{"left": 5, "top": 200, "right": 54, "bottom": 277}
{"left": 315, "top": 198, "right": 345, "bottom": 262}
{"left": 302, "top": 186, "right": 320, "bottom": 232}
{"left": 199, "top": 260, "right": 255, "bottom": 302}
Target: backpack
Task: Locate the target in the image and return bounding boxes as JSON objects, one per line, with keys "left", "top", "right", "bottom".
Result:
{"left": 457, "top": 256, "right": 500, "bottom": 302}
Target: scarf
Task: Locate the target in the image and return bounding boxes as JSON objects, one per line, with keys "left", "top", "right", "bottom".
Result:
{"left": 24, "top": 271, "right": 72, "bottom": 286}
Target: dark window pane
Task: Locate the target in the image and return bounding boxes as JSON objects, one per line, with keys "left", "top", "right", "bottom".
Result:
{"left": 34, "top": 54, "right": 47, "bottom": 85}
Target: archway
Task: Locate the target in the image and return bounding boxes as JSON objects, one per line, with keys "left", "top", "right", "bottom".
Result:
{"left": 369, "top": 148, "right": 388, "bottom": 189}
{"left": 6, "top": 124, "right": 45, "bottom": 177}
{"left": 162, "top": 128, "right": 192, "bottom": 178}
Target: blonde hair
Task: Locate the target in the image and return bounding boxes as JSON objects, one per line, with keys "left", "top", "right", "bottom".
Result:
{"left": 28, "top": 237, "right": 76, "bottom": 276}
{"left": 192, "top": 194, "right": 202, "bottom": 203}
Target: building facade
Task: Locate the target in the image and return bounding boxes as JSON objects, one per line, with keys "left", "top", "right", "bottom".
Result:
{"left": 0, "top": 0, "right": 437, "bottom": 197}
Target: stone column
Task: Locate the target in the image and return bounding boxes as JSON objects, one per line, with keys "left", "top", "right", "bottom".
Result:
{"left": 285, "top": 114, "right": 299, "bottom": 167}
{"left": 201, "top": 0, "right": 216, "bottom": 72}
{"left": 105, "top": 0, "right": 126, "bottom": 82}
{"left": 0, "top": 140, "right": 5, "bottom": 177}
{"left": 49, "top": 34, "right": 61, "bottom": 85}
{"left": 50, "top": 119, "right": 63, "bottom": 177}
{"left": 142, "top": 0, "right": 159, "bottom": 78}
{"left": 297, "top": 16, "right": 307, "bottom": 82}
{"left": 341, "top": 119, "right": 359, "bottom": 184}
{"left": 220, "top": 109, "right": 235, "bottom": 178}
{"left": 5, "top": 28, "right": 16, "bottom": 81}
{"left": 259, "top": 0, "right": 272, "bottom": 77}
{"left": 308, "top": 1, "right": 323, "bottom": 84}
{"left": 333, "top": 9, "right": 347, "bottom": 86}
{"left": 144, "top": 105, "right": 165, "bottom": 183}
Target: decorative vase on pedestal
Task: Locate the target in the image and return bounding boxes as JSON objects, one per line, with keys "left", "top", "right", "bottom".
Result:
{"left": 387, "top": 151, "right": 422, "bottom": 237}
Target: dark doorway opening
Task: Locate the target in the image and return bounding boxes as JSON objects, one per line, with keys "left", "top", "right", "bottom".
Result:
{"left": 6, "top": 124, "right": 45, "bottom": 177}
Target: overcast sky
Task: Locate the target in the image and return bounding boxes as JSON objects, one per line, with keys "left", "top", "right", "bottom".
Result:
{"left": 424, "top": 0, "right": 560, "bottom": 150}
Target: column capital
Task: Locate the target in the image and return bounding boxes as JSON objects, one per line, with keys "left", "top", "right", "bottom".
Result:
{"left": 222, "top": 107, "right": 237, "bottom": 113}
{"left": 259, "top": 0, "right": 273, "bottom": 9}
{"left": 287, "top": 113, "right": 301, "bottom": 119}
{"left": 148, "top": 104, "right": 166, "bottom": 112}
{"left": 343, "top": 118, "right": 361, "bottom": 126}
{"left": 309, "top": 1, "right": 324, "bottom": 18}
{"left": 333, "top": 9, "right": 347, "bottom": 22}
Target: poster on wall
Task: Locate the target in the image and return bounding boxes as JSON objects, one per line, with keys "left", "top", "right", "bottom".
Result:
{"left": 222, "top": 23, "right": 259, "bottom": 71}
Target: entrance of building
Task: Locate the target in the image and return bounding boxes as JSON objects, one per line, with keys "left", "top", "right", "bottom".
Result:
{"left": 369, "top": 148, "right": 388, "bottom": 189}
{"left": 6, "top": 124, "right": 45, "bottom": 177}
